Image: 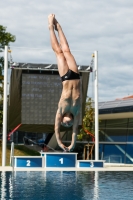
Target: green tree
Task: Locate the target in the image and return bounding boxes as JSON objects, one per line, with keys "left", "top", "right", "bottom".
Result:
{"left": 77, "top": 97, "right": 95, "bottom": 141}
{"left": 77, "top": 97, "right": 95, "bottom": 159}
{"left": 0, "top": 25, "right": 15, "bottom": 52}
{"left": 0, "top": 25, "right": 16, "bottom": 131}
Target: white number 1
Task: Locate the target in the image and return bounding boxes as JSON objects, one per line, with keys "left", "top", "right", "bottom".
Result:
{"left": 59, "top": 158, "right": 63, "bottom": 164}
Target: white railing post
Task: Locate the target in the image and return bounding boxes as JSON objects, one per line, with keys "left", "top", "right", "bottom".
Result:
{"left": 2, "top": 46, "right": 8, "bottom": 166}
{"left": 10, "top": 142, "right": 14, "bottom": 166}
{"left": 94, "top": 51, "right": 99, "bottom": 160}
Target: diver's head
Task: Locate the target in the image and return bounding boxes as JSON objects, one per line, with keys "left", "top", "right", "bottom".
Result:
{"left": 61, "top": 112, "right": 74, "bottom": 128}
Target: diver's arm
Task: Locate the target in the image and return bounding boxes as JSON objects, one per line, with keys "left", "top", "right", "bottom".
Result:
{"left": 68, "top": 113, "right": 80, "bottom": 151}
{"left": 55, "top": 109, "right": 67, "bottom": 151}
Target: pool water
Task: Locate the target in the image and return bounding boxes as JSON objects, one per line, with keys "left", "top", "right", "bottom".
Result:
{"left": 0, "top": 171, "right": 133, "bottom": 200}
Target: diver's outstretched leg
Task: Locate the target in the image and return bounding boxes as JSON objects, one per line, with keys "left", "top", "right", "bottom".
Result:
{"left": 48, "top": 14, "right": 69, "bottom": 77}
{"left": 48, "top": 14, "right": 61, "bottom": 54}
{"left": 54, "top": 18, "right": 79, "bottom": 74}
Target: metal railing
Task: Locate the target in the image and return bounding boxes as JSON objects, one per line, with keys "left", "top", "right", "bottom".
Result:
{"left": 10, "top": 142, "right": 14, "bottom": 171}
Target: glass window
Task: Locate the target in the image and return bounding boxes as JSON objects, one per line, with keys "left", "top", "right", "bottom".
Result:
{"left": 99, "top": 120, "right": 106, "bottom": 128}
{"left": 101, "top": 129, "right": 127, "bottom": 142}
{"left": 102, "top": 144, "right": 126, "bottom": 163}
{"left": 106, "top": 119, "right": 128, "bottom": 128}
{"left": 99, "top": 129, "right": 106, "bottom": 141}
{"left": 128, "top": 118, "right": 133, "bottom": 128}
{"left": 127, "top": 129, "right": 133, "bottom": 142}
{"left": 17, "top": 131, "right": 26, "bottom": 143}
{"left": 26, "top": 132, "right": 37, "bottom": 140}
{"left": 99, "top": 144, "right": 104, "bottom": 160}
{"left": 125, "top": 144, "right": 133, "bottom": 164}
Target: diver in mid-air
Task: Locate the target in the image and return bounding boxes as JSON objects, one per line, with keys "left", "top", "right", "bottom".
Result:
{"left": 48, "top": 14, "right": 81, "bottom": 152}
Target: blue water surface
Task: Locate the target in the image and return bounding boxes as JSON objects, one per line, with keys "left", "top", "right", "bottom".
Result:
{"left": 0, "top": 171, "right": 133, "bottom": 200}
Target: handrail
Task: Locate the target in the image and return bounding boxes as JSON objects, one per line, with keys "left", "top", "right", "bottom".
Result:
{"left": 10, "top": 142, "right": 14, "bottom": 170}
{"left": 23, "top": 136, "right": 58, "bottom": 152}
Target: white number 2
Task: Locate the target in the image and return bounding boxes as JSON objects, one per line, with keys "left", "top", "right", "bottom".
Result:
{"left": 59, "top": 158, "right": 63, "bottom": 164}
{"left": 26, "top": 160, "right": 31, "bottom": 166}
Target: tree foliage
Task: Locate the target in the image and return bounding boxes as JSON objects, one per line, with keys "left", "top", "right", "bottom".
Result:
{"left": 0, "top": 25, "right": 15, "bottom": 53}
{"left": 77, "top": 98, "right": 95, "bottom": 141}
{"left": 0, "top": 25, "right": 16, "bottom": 131}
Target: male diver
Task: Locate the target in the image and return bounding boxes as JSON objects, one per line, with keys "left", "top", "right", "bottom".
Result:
{"left": 48, "top": 14, "right": 80, "bottom": 152}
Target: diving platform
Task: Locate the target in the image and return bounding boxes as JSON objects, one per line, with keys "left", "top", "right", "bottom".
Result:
{"left": 12, "top": 153, "right": 105, "bottom": 169}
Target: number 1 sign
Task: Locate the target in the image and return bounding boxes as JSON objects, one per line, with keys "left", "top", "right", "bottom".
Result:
{"left": 46, "top": 153, "right": 77, "bottom": 167}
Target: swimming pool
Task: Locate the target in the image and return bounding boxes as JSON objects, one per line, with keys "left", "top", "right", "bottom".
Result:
{"left": 0, "top": 171, "right": 133, "bottom": 200}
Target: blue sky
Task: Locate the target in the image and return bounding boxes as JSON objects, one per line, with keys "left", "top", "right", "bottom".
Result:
{"left": 1, "top": 0, "right": 133, "bottom": 101}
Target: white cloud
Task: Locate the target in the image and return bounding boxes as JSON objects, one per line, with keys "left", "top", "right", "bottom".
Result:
{"left": 0, "top": 0, "right": 133, "bottom": 102}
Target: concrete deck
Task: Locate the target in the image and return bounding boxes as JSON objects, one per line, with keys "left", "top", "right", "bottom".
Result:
{"left": 0, "top": 165, "right": 133, "bottom": 172}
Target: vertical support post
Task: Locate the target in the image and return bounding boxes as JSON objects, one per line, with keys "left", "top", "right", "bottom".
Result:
{"left": 10, "top": 142, "right": 14, "bottom": 166}
{"left": 2, "top": 46, "right": 8, "bottom": 166}
{"left": 94, "top": 51, "right": 99, "bottom": 160}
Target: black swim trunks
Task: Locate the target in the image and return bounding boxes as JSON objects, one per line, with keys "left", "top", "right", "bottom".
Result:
{"left": 61, "top": 69, "right": 80, "bottom": 82}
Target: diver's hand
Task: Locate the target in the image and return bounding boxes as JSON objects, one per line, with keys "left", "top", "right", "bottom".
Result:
{"left": 59, "top": 143, "right": 69, "bottom": 152}
{"left": 68, "top": 144, "right": 75, "bottom": 152}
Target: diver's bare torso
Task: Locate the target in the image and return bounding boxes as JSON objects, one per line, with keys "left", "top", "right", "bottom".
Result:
{"left": 58, "top": 79, "right": 80, "bottom": 116}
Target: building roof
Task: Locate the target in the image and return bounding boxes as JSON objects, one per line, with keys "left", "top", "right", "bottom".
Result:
{"left": 11, "top": 63, "right": 92, "bottom": 72}
{"left": 116, "top": 95, "right": 133, "bottom": 100}
{"left": 99, "top": 98, "right": 133, "bottom": 110}
{"left": 99, "top": 97, "right": 133, "bottom": 119}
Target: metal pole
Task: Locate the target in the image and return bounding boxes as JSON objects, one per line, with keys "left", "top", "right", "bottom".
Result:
{"left": 11, "top": 142, "right": 14, "bottom": 172}
{"left": 94, "top": 51, "right": 99, "bottom": 160}
{"left": 2, "top": 46, "right": 8, "bottom": 166}
{"left": 10, "top": 142, "right": 14, "bottom": 166}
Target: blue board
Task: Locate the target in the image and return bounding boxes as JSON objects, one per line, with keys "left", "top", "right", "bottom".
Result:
{"left": 79, "top": 161, "right": 104, "bottom": 168}
{"left": 46, "top": 154, "right": 76, "bottom": 167}
{"left": 16, "top": 157, "right": 42, "bottom": 167}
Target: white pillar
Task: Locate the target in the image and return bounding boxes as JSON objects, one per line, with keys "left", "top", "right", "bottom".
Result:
{"left": 10, "top": 142, "right": 14, "bottom": 166}
{"left": 94, "top": 51, "right": 99, "bottom": 160}
{"left": 2, "top": 46, "right": 8, "bottom": 166}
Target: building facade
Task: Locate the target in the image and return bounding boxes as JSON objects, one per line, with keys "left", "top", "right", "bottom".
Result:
{"left": 99, "top": 97, "right": 133, "bottom": 164}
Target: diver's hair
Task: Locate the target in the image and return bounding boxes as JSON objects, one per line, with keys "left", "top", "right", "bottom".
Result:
{"left": 70, "top": 113, "right": 74, "bottom": 119}
{"left": 63, "top": 113, "right": 74, "bottom": 119}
